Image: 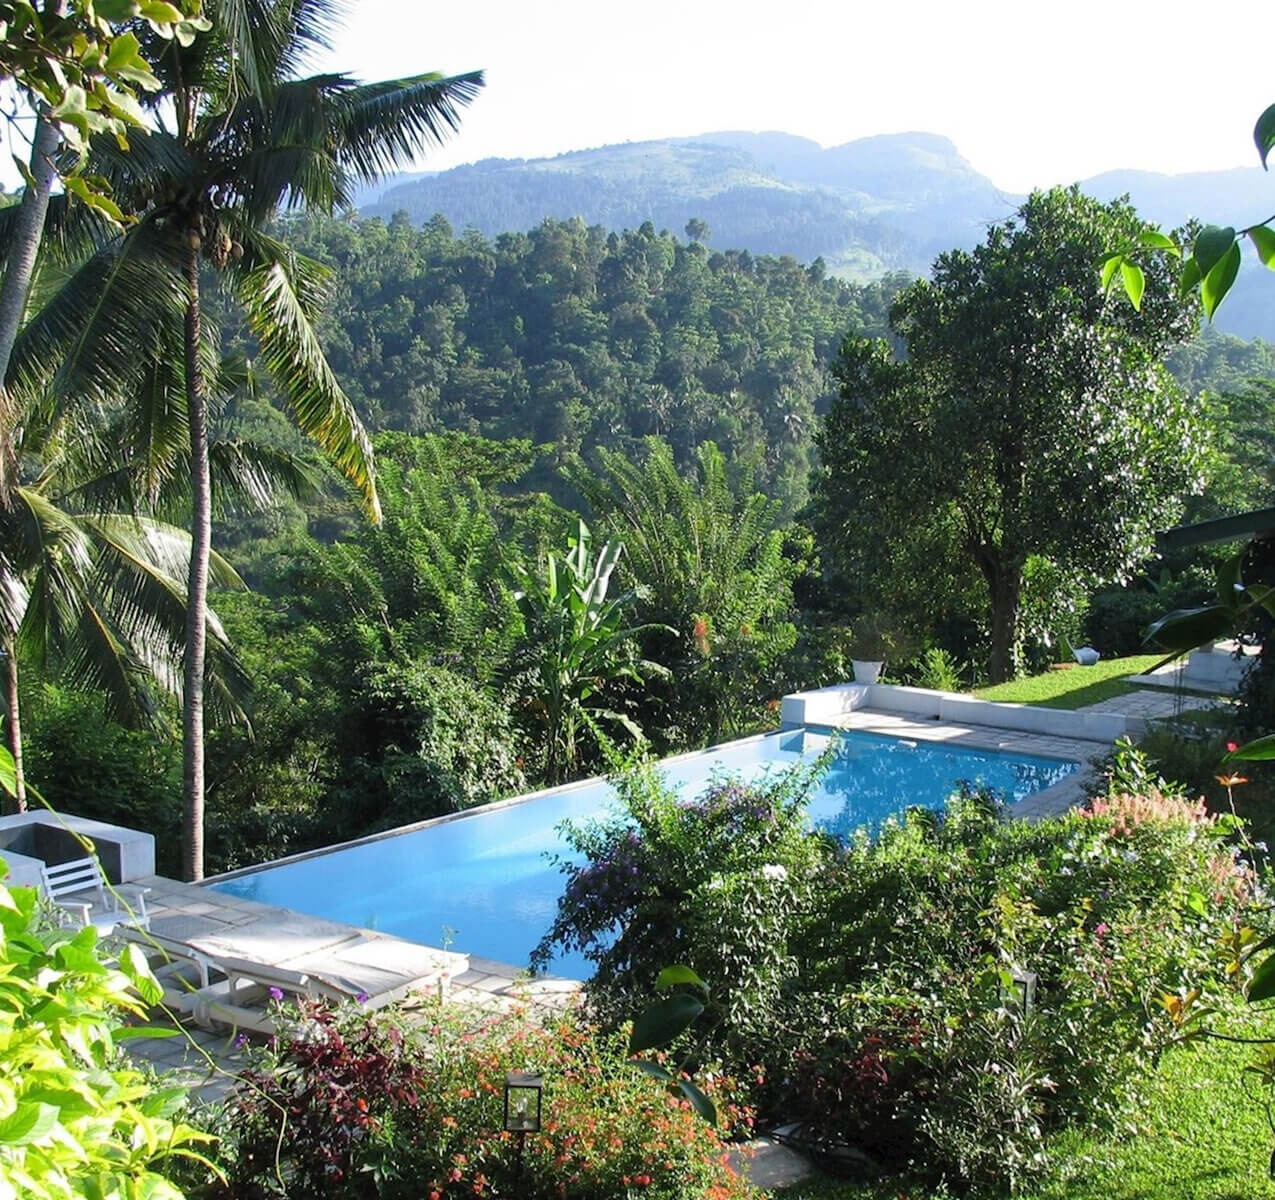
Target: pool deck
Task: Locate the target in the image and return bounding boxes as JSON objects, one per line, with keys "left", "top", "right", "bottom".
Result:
{"left": 122, "top": 877, "right": 579, "bottom": 1100}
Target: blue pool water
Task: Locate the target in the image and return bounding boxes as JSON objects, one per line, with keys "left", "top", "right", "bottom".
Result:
{"left": 210, "top": 727, "right": 1076, "bottom": 978}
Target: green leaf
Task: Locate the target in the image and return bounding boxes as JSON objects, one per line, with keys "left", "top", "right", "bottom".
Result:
{"left": 1120, "top": 260, "right": 1145, "bottom": 310}
{"left": 0, "top": 1101, "right": 58, "bottom": 1146}
{"left": 1178, "top": 256, "right": 1202, "bottom": 299}
{"left": 628, "top": 1058, "right": 675, "bottom": 1083}
{"left": 1250, "top": 225, "right": 1275, "bottom": 269}
{"left": 677, "top": 1078, "right": 718, "bottom": 1125}
{"left": 1099, "top": 252, "right": 1123, "bottom": 292}
{"left": 628, "top": 993, "right": 705, "bottom": 1053}
{"left": 655, "top": 965, "right": 708, "bottom": 995}
{"left": 138, "top": 1, "right": 185, "bottom": 21}
{"left": 0, "top": 746, "right": 14, "bottom": 798}
{"left": 1248, "top": 952, "right": 1275, "bottom": 1002}
{"left": 113, "top": 1025, "right": 179, "bottom": 1040}
{"left": 1226, "top": 734, "right": 1275, "bottom": 762}
{"left": 1218, "top": 550, "right": 1244, "bottom": 606}
{"left": 97, "top": 0, "right": 143, "bottom": 18}
{"left": 1138, "top": 229, "right": 1181, "bottom": 255}
{"left": 1255, "top": 102, "right": 1275, "bottom": 169}
{"left": 1142, "top": 605, "right": 1235, "bottom": 652}
{"left": 104, "top": 31, "right": 142, "bottom": 75}
{"left": 1194, "top": 226, "right": 1237, "bottom": 277}
{"left": 1201, "top": 242, "right": 1242, "bottom": 321}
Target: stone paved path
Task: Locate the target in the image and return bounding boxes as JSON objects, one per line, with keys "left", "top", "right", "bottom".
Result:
{"left": 1079, "top": 687, "right": 1220, "bottom": 720}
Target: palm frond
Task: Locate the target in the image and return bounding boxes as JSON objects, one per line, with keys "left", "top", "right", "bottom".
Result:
{"left": 210, "top": 440, "right": 319, "bottom": 511}
{"left": 6, "top": 219, "right": 188, "bottom": 420}
{"left": 236, "top": 254, "right": 379, "bottom": 519}
{"left": 328, "top": 72, "right": 484, "bottom": 185}
{"left": 9, "top": 486, "right": 95, "bottom": 663}
{"left": 0, "top": 194, "right": 115, "bottom": 267}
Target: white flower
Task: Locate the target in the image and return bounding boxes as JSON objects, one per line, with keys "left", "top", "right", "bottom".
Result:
{"left": 761, "top": 863, "right": 789, "bottom": 882}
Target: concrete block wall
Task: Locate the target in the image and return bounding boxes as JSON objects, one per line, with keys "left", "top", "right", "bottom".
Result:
{"left": 782, "top": 682, "right": 1138, "bottom": 745}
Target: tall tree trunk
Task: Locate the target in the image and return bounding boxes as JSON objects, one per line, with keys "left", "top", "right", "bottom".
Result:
{"left": 3, "top": 641, "right": 25, "bottom": 813}
{"left": 987, "top": 568, "right": 1022, "bottom": 685}
{"left": 181, "top": 241, "right": 211, "bottom": 882}
{"left": 0, "top": 114, "right": 59, "bottom": 497}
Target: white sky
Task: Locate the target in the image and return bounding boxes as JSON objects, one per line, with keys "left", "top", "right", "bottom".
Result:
{"left": 316, "top": 0, "right": 1274, "bottom": 191}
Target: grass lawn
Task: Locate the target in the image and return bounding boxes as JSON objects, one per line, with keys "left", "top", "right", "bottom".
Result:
{"left": 973, "top": 654, "right": 1164, "bottom": 709}
{"left": 772, "top": 1022, "right": 1275, "bottom": 1199}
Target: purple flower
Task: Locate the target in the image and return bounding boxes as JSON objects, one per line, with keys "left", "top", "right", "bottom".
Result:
{"left": 233, "top": 1033, "right": 249, "bottom": 1049}
{"left": 268, "top": 986, "right": 284, "bottom": 1002}
{"left": 356, "top": 992, "right": 369, "bottom": 1005}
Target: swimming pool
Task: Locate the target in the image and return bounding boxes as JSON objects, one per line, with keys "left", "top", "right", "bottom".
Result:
{"left": 210, "top": 726, "right": 1077, "bottom": 978}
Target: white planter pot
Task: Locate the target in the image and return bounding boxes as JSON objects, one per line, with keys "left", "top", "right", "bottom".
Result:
{"left": 851, "top": 659, "right": 884, "bottom": 684}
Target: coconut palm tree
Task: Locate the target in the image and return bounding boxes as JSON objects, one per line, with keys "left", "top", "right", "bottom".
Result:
{"left": 3, "top": 1, "right": 481, "bottom": 877}
{"left": 0, "top": 389, "right": 255, "bottom": 813}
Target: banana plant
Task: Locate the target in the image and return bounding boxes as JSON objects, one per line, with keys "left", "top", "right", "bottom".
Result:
{"left": 509, "top": 520, "right": 671, "bottom": 784}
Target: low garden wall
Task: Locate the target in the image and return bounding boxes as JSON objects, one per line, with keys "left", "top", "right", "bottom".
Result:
{"left": 781, "top": 682, "right": 1140, "bottom": 744}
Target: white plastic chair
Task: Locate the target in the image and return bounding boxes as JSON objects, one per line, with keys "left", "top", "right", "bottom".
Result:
{"left": 40, "top": 856, "right": 151, "bottom": 935}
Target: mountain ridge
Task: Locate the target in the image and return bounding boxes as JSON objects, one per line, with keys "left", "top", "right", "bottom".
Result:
{"left": 360, "top": 131, "right": 1273, "bottom": 339}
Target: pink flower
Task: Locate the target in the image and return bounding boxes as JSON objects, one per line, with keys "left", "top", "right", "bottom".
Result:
{"left": 1227, "top": 741, "right": 1239, "bottom": 753}
{"left": 1095, "top": 923, "right": 1109, "bottom": 937}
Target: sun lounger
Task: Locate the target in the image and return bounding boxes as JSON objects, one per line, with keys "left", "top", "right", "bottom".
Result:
{"left": 188, "top": 939, "right": 467, "bottom": 1036}
{"left": 116, "top": 926, "right": 223, "bottom": 1017}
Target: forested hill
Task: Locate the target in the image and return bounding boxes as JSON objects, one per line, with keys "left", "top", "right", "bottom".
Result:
{"left": 360, "top": 130, "right": 1275, "bottom": 340}
{"left": 361, "top": 131, "right": 1010, "bottom": 284}
{"left": 272, "top": 213, "right": 901, "bottom": 514}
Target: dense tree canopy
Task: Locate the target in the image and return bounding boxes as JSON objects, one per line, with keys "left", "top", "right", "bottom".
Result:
{"left": 271, "top": 212, "right": 897, "bottom": 516}
{"left": 812, "top": 187, "right": 1208, "bottom": 681}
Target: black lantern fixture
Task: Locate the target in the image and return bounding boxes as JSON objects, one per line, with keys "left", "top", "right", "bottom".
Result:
{"left": 1006, "top": 966, "right": 1037, "bottom": 1015}
{"left": 503, "top": 1071, "right": 543, "bottom": 1133}
{"left": 504, "top": 1070, "right": 543, "bottom": 1185}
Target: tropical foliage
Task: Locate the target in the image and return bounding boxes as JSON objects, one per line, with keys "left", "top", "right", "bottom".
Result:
{"left": 509, "top": 520, "right": 669, "bottom": 783}
{"left": 540, "top": 761, "right": 1263, "bottom": 1192}
{"left": 196, "top": 998, "right": 756, "bottom": 1199}
{"left": 2, "top": 0, "right": 482, "bottom": 878}
{"left": 0, "top": 856, "right": 209, "bottom": 1198}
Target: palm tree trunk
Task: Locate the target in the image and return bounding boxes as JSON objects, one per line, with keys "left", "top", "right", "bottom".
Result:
{"left": 181, "top": 241, "right": 211, "bottom": 881}
{"left": 0, "top": 113, "right": 59, "bottom": 497}
{"left": 3, "top": 640, "right": 26, "bottom": 813}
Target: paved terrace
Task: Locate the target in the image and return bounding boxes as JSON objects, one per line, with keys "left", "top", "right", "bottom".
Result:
{"left": 123, "top": 878, "right": 579, "bottom": 1101}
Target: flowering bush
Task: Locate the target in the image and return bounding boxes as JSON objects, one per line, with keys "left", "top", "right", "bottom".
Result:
{"left": 532, "top": 761, "right": 830, "bottom": 1057}
{"left": 768, "top": 786, "right": 1261, "bottom": 1190}
{"left": 203, "top": 999, "right": 756, "bottom": 1199}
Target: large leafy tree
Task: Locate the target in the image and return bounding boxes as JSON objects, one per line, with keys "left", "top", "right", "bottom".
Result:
{"left": 5, "top": 1, "right": 481, "bottom": 878}
{"left": 813, "top": 187, "right": 1206, "bottom": 682}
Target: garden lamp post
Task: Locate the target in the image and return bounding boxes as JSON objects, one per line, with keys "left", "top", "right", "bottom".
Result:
{"left": 1005, "top": 966, "right": 1037, "bottom": 1015}
{"left": 504, "top": 1071, "right": 543, "bottom": 1185}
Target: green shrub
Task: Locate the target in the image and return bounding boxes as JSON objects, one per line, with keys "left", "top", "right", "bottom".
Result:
{"left": 537, "top": 759, "right": 1260, "bottom": 1193}
{"left": 532, "top": 763, "right": 831, "bottom": 1057}
{"left": 204, "top": 1000, "right": 757, "bottom": 1200}
{"left": 777, "top": 789, "right": 1256, "bottom": 1190}
{"left": 0, "top": 872, "right": 209, "bottom": 1198}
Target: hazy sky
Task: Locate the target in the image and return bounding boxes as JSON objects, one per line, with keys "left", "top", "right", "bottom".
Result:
{"left": 315, "top": 0, "right": 1273, "bottom": 191}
